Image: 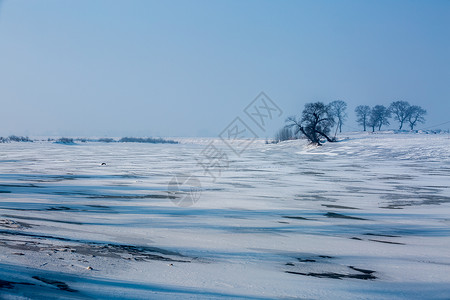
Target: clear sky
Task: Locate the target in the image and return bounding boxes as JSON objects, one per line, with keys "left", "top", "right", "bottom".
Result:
{"left": 0, "top": 0, "right": 449, "bottom": 138}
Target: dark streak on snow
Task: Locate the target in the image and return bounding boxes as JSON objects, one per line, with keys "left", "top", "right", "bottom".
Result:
{"left": 0, "top": 229, "right": 192, "bottom": 262}
{"left": 324, "top": 212, "right": 368, "bottom": 220}
{"left": 282, "top": 216, "right": 311, "bottom": 220}
{"left": 32, "top": 276, "right": 77, "bottom": 293}
{"left": 364, "top": 233, "right": 400, "bottom": 238}
{"left": 285, "top": 270, "right": 376, "bottom": 280}
{"left": 88, "top": 194, "right": 176, "bottom": 200}
{"left": 0, "top": 279, "right": 34, "bottom": 290}
{"left": 321, "top": 204, "right": 359, "bottom": 210}
{"left": 368, "top": 239, "right": 405, "bottom": 245}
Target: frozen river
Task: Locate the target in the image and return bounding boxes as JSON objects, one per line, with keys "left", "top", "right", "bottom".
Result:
{"left": 1, "top": 132, "right": 450, "bottom": 299}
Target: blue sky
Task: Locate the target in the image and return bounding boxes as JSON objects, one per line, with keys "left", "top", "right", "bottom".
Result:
{"left": 0, "top": 0, "right": 449, "bottom": 137}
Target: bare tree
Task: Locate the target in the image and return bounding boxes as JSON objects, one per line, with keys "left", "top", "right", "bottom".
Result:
{"left": 329, "top": 100, "right": 347, "bottom": 133}
{"left": 367, "top": 113, "right": 377, "bottom": 132}
{"left": 286, "top": 102, "right": 335, "bottom": 146}
{"left": 369, "top": 105, "right": 391, "bottom": 131}
{"left": 355, "top": 105, "right": 371, "bottom": 131}
{"left": 389, "top": 101, "right": 411, "bottom": 130}
{"left": 407, "top": 105, "right": 426, "bottom": 130}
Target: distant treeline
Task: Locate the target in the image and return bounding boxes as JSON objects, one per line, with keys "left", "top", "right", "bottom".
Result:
{"left": 117, "top": 137, "right": 178, "bottom": 144}
{"left": 1, "top": 136, "right": 178, "bottom": 144}
{"left": 0, "top": 135, "right": 33, "bottom": 143}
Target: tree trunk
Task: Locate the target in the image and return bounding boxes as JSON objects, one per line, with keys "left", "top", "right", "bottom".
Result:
{"left": 410, "top": 117, "right": 417, "bottom": 130}
{"left": 299, "top": 127, "right": 321, "bottom": 146}
{"left": 316, "top": 130, "right": 334, "bottom": 143}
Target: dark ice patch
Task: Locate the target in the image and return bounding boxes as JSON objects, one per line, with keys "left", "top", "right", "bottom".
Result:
{"left": 324, "top": 212, "right": 367, "bottom": 220}
{"left": 282, "top": 216, "right": 311, "bottom": 220}
{"left": 368, "top": 239, "right": 405, "bottom": 245}
{"left": 32, "top": 276, "right": 77, "bottom": 293}
{"left": 0, "top": 279, "right": 34, "bottom": 290}
{"left": 285, "top": 271, "right": 376, "bottom": 280}
{"left": 321, "top": 204, "right": 359, "bottom": 210}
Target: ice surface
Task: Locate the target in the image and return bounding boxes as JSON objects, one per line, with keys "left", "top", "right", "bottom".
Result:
{"left": 1, "top": 132, "right": 450, "bottom": 299}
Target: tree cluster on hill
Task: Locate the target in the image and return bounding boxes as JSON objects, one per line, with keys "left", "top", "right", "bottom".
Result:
{"left": 356, "top": 101, "right": 426, "bottom": 132}
{"left": 277, "top": 99, "right": 427, "bottom": 146}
